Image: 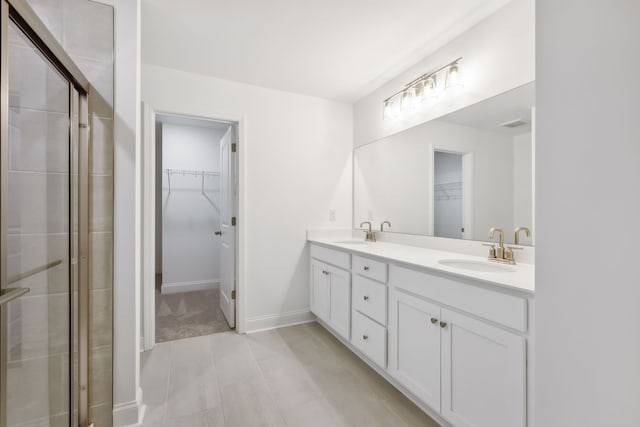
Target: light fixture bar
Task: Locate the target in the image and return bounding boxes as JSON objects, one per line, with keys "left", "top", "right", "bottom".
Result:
{"left": 383, "top": 56, "right": 462, "bottom": 103}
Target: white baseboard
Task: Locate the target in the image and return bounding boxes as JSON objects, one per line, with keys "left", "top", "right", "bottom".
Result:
{"left": 113, "top": 387, "right": 145, "bottom": 427}
{"left": 246, "top": 309, "right": 315, "bottom": 333}
{"left": 160, "top": 279, "right": 219, "bottom": 294}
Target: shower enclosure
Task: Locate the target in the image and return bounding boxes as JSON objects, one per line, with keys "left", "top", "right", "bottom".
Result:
{"left": 1, "top": 0, "right": 91, "bottom": 426}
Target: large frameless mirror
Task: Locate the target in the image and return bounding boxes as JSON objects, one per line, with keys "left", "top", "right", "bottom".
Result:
{"left": 354, "top": 82, "right": 535, "bottom": 246}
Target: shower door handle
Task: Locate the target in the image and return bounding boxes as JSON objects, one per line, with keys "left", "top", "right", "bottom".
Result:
{"left": 0, "top": 287, "right": 30, "bottom": 307}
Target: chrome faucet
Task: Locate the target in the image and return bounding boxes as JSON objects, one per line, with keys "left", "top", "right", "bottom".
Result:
{"left": 380, "top": 221, "right": 391, "bottom": 232}
{"left": 486, "top": 226, "right": 520, "bottom": 265}
{"left": 514, "top": 227, "right": 530, "bottom": 245}
{"left": 360, "top": 221, "right": 376, "bottom": 242}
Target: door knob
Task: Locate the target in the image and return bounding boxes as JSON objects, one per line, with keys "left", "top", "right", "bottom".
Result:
{"left": 430, "top": 317, "right": 438, "bottom": 324}
{"left": 363, "top": 266, "right": 370, "bottom": 271}
{"left": 440, "top": 321, "right": 447, "bottom": 328}
{"left": 362, "top": 335, "right": 369, "bottom": 340}
{"left": 214, "top": 230, "right": 222, "bottom": 235}
{"left": 363, "top": 295, "right": 369, "bottom": 301}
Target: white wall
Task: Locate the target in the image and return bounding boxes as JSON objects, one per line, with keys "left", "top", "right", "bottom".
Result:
{"left": 535, "top": 1, "right": 640, "bottom": 426}
{"left": 95, "top": 0, "right": 142, "bottom": 425}
{"left": 142, "top": 64, "right": 353, "bottom": 330}
{"left": 161, "top": 123, "right": 224, "bottom": 292}
{"left": 512, "top": 132, "right": 532, "bottom": 245}
{"left": 353, "top": 0, "right": 534, "bottom": 146}
{"left": 354, "top": 120, "right": 514, "bottom": 241}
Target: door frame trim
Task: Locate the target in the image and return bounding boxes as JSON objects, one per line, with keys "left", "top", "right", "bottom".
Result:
{"left": 140, "top": 105, "right": 245, "bottom": 351}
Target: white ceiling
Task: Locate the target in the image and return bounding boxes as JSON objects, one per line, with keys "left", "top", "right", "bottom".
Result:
{"left": 142, "top": 0, "right": 512, "bottom": 102}
{"left": 439, "top": 81, "right": 534, "bottom": 135}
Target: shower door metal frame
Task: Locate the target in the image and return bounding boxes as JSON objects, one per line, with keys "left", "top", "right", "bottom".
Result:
{"left": 0, "top": 0, "right": 92, "bottom": 426}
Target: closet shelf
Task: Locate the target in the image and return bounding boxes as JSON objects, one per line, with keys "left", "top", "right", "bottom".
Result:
{"left": 164, "top": 168, "right": 220, "bottom": 193}
{"left": 164, "top": 168, "right": 220, "bottom": 177}
{"left": 434, "top": 181, "right": 462, "bottom": 201}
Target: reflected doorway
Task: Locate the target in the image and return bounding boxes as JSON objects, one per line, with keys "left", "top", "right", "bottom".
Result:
{"left": 432, "top": 150, "right": 472, "bottom": 240}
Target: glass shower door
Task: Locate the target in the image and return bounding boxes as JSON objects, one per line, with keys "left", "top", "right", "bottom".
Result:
{"left": 1, "top": 15, "right": 76, "bottom": 427}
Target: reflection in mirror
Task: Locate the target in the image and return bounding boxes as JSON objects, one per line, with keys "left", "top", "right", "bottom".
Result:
{"left": 354, "top": 82, "right": 534, "bottom": 245}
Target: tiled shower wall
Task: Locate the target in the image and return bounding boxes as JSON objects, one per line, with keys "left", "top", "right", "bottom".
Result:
{"left": 25, "top": 0, "right": 115, "bottom": 425}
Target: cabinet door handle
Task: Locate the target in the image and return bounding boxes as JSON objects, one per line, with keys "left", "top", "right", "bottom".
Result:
{"left": 322, "top": 270, "right": 329, "bottom": 275}
{"left": 440, "top": 321, "right": 447, "bottom": 328}
{"left": 363, "top": 266, "right": 370, "bottom": 271}
{"left": 363, "top": 295, "right": 369, "bottom": 301}
{"left": 430, "top": 317, "right": 438, "bottom": 324}
{"left": 362, "top": 334, "right": 369, "bottom": 341}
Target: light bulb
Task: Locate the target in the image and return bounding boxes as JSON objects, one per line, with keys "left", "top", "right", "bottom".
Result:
{"left": 383, "top": 99, "right": 399, "bottom": 120}
{"left": 400, "top": 89, "right": 414, "bottom": 111}
{"left": 445, "top": 63, "right": 463, "bottom": 91}
{"left": 422, "top": 75, "right": 438, "bottom": 102}
{"left": 413, "top": 80, "right": 425, "bottom": 101}
{"left": 401, "top": 87, "right": 420, "bottom": 112}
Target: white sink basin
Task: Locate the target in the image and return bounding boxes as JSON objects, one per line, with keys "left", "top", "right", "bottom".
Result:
{"left": 335, "top": 240, "right": 370, "bottom": 245}
{"left": 438, "top": 259, "right": 515, "bottom": 273}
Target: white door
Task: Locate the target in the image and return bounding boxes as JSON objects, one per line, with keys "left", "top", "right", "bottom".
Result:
{"left": 219, "top": 126, "right": 236, "bottom": 327}
{"left": 310, "top": 259, "right": 329, "bottom": 321}
{"left": 388, "top": 288, "right": 442, "bottom": 411}
{"left": 441, "top": 308, "right": 526, "bottom": 427}
{"left": 328, "top": 265, "right": 351, "bottom": 339}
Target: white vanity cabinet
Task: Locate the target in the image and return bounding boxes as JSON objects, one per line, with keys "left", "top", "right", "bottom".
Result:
{"left": 388, "top": 288, "right": 442, "bottom": 410}
{"left": 309, "top": 241, "right": 533, "bottom": 427}
{"left": 309, "top": 246, "right": 351, "bottom": 340}
{"left": 350, "top": 254, "right": 389, "bottom": 369}
{"left": 389, "top": 265, "right": 527, "bottom": 427}
{"left": 440, "top": 308, "right": 525, "bottom": 427}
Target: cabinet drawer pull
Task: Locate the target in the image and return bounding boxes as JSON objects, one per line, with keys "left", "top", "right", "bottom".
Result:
{"left": 362, "top": 334, "right": 369, "bottom": 340}
{"left": 363, "top": 295, "right": 369, "bottom": 301}
{"left": 363, "top": 266, "right": 370, "bottom": 271}
{"left": 430, "top": 317, "right": 438, "bottom": 324}
{"left": 440, "top": 321, "right": 447, "bottom": 328}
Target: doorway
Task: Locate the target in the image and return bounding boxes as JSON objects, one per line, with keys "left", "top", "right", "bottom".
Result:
{"left": 142, "top": 110, "right": 239, "bottom": 347}
{"left": 431, "top": 150, "right": 473, "bottom": 240}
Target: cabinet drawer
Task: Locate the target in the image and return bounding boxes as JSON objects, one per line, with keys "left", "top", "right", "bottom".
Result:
{"left": 352, "top": 275, "right": 387, "bottom": 325}
{"left": 352, "top": 255, "right": 387, "bottom": 283}
{"left": 310, "top": 244, "right": 350, "bottom": 270}
{"left": 351, "top": 310, "right": 386, "bottom": 368}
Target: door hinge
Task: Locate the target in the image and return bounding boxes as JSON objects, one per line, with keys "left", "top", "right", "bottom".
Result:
{"left": 231, "top": 290, "right": 236, "bottom": 300}
{"left": 231, "top": 216, "right": 237, "bottom": 226}
{"left": 231, "top": 143, "right": 237, "bottom": 153}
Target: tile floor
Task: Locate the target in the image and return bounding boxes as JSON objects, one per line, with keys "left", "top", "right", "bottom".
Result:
{"left": 141, "top": 322, "right": 439, "bottom": 427}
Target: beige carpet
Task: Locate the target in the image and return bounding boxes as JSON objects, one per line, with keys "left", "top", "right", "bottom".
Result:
{"left": 155, "top": 277, "right": 232, "bottom": 343}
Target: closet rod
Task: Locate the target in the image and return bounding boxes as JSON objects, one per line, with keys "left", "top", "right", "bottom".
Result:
{"left": 164, "top": 168, "right": 220, "bottom": 193}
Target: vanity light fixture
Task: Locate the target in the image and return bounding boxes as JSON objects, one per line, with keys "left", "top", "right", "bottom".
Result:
{"left": 445, "top": 62, "right": 464, "bottom": 91}
{"left": 383, "top": 57, "right": 463, "bottom": 120}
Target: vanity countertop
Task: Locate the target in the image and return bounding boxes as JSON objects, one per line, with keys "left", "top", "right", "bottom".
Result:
{"left": 308, "top": 237, "right": 535, "bottom": 294}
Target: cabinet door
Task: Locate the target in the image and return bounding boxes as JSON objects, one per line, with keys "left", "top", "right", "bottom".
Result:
{"left": 388, "top": 288, "right": 442, "bottom": 411}
{"left": 441, "top": 309, "right": 526, "bottom": 427}
{"left": 328, "top": 265, "right": 351, "bottom": 339}
{"left": 310, "top": 259, "right": 329, "bottom": 321}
